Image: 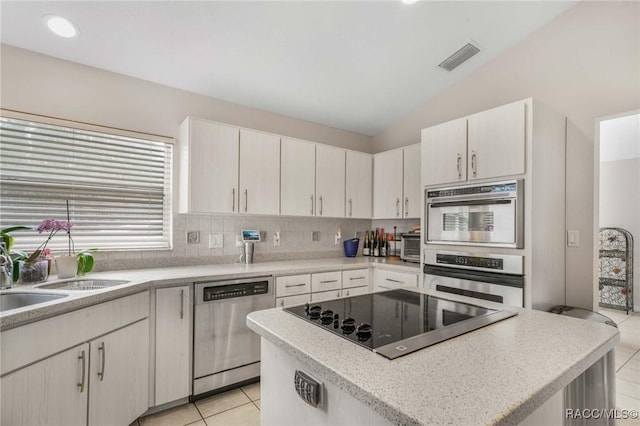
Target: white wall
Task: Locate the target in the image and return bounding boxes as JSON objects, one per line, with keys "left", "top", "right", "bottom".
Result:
{"left": 599, "top": 158, "right": 640, "bottom": 309}
{"left": 371, "top": 1, "right": 640, "bottom": 152}
{"left": 0, "top": 44, "right": 372, "bottom": 153}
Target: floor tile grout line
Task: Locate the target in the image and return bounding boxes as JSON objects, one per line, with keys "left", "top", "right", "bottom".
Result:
{"left": 251, "top": 400, "right": 261, "bottom": 411}
{"left": 617, "top": 348, "right": 640, "bottom": 372}
{"left": 201, "top": 401, "right": 258, "bottom": 422}
{"left": 192, "top": 401, "right": 206, "bottom": 424}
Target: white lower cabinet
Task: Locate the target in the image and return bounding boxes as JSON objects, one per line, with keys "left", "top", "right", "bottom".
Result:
{"left": 342, "top": 269, "right": 370, "bottom": 289}
{"left": 311, "top": 289, "right": 342, "bottom": 303}
{"left": 342, "top": 286, "right": 368, "bottom": 297}
{"left": 89, "top": 319, "right": 149, "bottom": 426}
{"left": 155, "top": 286, "right": 191, "bottom": 406}
{"left": 277, "top": 293, "right": 310, "bottom": 308}
{"left": 1, "top": 343, "right": 89, "bottom": 426}
{"left": 0, "top": 292, "right": 149, "bottom": 426}
{"left": 311, "top": 271, "right": 342, "bottom": 293}
{"left": 374, "top": 269, "right": 418, "bottom": 291}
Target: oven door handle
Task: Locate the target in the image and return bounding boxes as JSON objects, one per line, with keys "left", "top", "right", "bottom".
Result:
{"left": 429, "top": 199, "right": 512, "bottom": 208}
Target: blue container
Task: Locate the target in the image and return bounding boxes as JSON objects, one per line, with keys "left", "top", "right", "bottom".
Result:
{"left": 343, "top": 238, "right": 360, "bottom": 257}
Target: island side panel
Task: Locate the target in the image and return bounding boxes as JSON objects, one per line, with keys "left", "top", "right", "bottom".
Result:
{"left": 260, "top": 338, "right": 393, "bottom": 426}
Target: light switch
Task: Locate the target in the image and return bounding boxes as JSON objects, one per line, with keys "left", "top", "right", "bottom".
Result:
{"left": 567, "top": 230, "right": 580, "bottom": 247}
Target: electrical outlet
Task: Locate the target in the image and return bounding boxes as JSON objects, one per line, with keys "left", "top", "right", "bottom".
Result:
{"left": 235, "top": 234, "right": 243, "bottom": 247}
{"left": 334, "top": 233, "right": 341, "bottom": 245}
{"left": 273, "top": 231, "right": 280, "bottom": 246}
{"left": 312, "top": 231, "right": 320, "bottom": 242}
{"left": 208, "top": 233, "right": 223, "bottom": 249}
{"left": 186, "top": 231, "right": 200, "bottom": 244}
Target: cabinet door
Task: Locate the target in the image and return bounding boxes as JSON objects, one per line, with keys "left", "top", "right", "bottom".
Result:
{"left": 281, "top": 138, "right": 316, "bottom": 216}
{"left": 374, "top": 269, "right": 418, "bottom": 291}
{"left": 276, "top": 293, "right": 310, "bottom": 308}
{"left": 155, "top": 286, "right": 191, "bottom": 406}
{"left": 373, "top": 149, "right": 403, "bottom": 219}
{"left": 180, "top": 118, "right": 239, "bottom": 214}
{"left": 1, "top": 344, "right": 89, "bottom": 426}
{"left": 89, "top": 319, "right": 149, "bottom": 426}
{"left": 239, "top": 129, "right": 281, "bottom": 215}
{"left": 316, "top": 145, "right": 346, "bottom": 217}
{"left": 311, "top": 271, "right": 342, "bottom": 293}
{"left": 345, "top": 151, "right": 372, "bottom": 218}
{"left": 310, "top": 289, "right": 342, "bottom": 303}
{"left": 467, "top": 100, "right": 526, "bottom": 181}
{"left": 342, "top": 286, "right": 369, "bottom": 297}
{"left": 421, "top": 118, "right": 467, "bottom": 186}
{"left": 342, "top": 268, "right": 370, "bottom": 289}
{"left": 276, "top": 274, "right": 311, "bottom": 297}
{"left": 403, "top": 144, "right": 421, "bottom": 218}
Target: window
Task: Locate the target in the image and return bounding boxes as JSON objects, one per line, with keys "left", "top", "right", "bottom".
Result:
{"left": 0, "top": 115, "right": 173, "bottom": 251}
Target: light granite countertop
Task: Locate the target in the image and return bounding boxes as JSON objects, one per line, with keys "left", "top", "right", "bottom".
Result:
{"left": 0, "top": 256, "right": 419, "bottom": 330}
{"left": 247, "top": 290, "right": 619, "bottom": 426}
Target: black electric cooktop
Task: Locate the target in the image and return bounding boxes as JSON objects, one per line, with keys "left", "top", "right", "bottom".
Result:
{"left": 284, "top": 289, "right": 517, "bottom": 359}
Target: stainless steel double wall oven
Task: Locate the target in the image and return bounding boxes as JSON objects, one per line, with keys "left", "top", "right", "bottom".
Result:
{"left": 423, "top": 180, "right": 525, "bottom": 307}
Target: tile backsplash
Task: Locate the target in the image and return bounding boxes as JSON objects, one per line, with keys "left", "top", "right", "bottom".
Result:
{"left": 91, "top": 215, "right": 419, "bottom": 272}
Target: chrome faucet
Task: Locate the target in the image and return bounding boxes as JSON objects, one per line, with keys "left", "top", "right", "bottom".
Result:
{"left": 0, "top": 239, "right": 13, "bottom": 290}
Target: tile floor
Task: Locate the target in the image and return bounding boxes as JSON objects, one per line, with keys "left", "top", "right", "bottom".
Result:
{"left": 600, "top": 307, "right": 640, "bottom": 425}
{"left": 137, "top": 382, "right": 260, "bottom": 426}
{"left": 137, "top": 309, "right": 639, "bottom": 426}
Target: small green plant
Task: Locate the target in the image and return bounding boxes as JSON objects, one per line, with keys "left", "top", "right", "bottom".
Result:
{"left": 77, "top": 249, "right": 97, "bottom": 275}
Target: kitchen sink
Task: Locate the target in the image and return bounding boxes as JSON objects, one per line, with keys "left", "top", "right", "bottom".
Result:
{"left": 37, "top": 279, "right": 130, "bottom": 291}
{"left": 0, "top": 292, "right": 68, "bottom": 312}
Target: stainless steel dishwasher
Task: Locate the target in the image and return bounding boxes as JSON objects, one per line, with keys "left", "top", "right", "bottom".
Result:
{"left": 193, "top": 276, "right": 274, "bottom": 397}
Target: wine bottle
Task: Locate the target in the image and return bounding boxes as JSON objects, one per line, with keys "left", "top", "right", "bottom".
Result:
{"left": 363, "top": 231, "right": 370, "bottom": 256}
{"left": 381, "top": 232, "right": 387, "bottom": 257}
{"left": 373, "top": 229, "right": 379, "bottom": 257}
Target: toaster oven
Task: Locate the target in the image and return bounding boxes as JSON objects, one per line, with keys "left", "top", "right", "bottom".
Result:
{"left": 400, "top": 233, "right": 421, "bottom": 263}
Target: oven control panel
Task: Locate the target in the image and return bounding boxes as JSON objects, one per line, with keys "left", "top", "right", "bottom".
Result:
{"left": 203, "top": 281, "right": 269, "bottom": 301}
{"left": 436, "top": 254, "right": 504, "bottom": 270}
{"left": 427, "top": 181, "right": 518, "bottom": 199}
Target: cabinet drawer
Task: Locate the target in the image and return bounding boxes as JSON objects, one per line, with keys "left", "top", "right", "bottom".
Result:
{"left": 375, "top": 269, "right": 418, "bottom": 291}
{"left": 311, "top": 290, "right": 342, "bottom": 303}
{"left": 342, "top": 269, "right": 370, "bottom": 289}
{"left": 276, "top": 294, "right": 310, "bottom": 308}
{"left": 342, "top": 286, "right": 369, "bottom": 297}
{"left": 276, "top": 274, "right": 311, "bottom": 297}
{"left": 311, "top": 271, "right": 342, "bottom": 292}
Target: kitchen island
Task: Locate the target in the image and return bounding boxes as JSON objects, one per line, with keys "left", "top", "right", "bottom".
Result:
{"left": 247, "top": 289, "right": 619, "bottom": 426}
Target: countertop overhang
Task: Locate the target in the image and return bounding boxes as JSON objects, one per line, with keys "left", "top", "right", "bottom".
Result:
{"left": 247, "top": 290, "right": 619, "bottom": 426}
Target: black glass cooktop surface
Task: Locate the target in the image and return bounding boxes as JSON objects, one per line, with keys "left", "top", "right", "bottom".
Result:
{"left": 284, "top": 289, "right": 516, "bottom": 359}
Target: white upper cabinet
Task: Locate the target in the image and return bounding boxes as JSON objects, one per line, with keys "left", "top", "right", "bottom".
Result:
{"left": 421, "top": 100, "right": 526, "bottom": 187}
{"left": 421, "top": 118, "right": 467, "bottom": 187}
{"left": 239, "top": 129, "right": 281, "bottom": 215}
{"left": 281, "top": 138, "right": 316, "bottom": 216}
{"left": 316, "top": 145, "right": 345, "bottom": 217}
{"left": 179, "top": 118, "right": 239, "bottom": 214}
{"left": 345, "top": 151, "right": 372, "bottom": 218}
{"left": 467, "top": 100, "right": 526, "bottom": 181}
{"left": 402, "top": 144, "right": 421, "bottom": 218}
{"left": 373, "top": 149, "right": 404, "bottom": 219}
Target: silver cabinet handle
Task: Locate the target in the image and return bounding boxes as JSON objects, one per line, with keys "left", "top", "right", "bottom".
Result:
{"left": 77, "top": 350, "right": 86, "bottom": 393}
{"left": 395, "top": 301, "right": 400, "bottom": 318}
{"left": 320, "top": 280, "right": 337, "bottom": 284}
{"left": 405, "top": 197, "right": 409, "bottom": 217}
{"left": 456, "top": 153, "right": 462, "bottom": 179}
{"left": 349, "top": 276, "right": 366, "bottom": 280}
{"left": 386, "top": 278, "right": 403, "bottom": 284}
{"left": 396, "top": 198, "right": 400, "bottom": 217}
{"left": 180, "top": 289, "right": 184, "bottom": 320}
{"left": 349, "top": 198, "right": 353, "bottom": 217}
{"left": 232, "top": 188, "right": 235, "bottom": 212}
{"left": 336, "top": 291, "right": 341, "bottom": 297}
{"left": 97, "top": 342, "right": 106, "bottom": 381}
{"left": 319, "top": 196, "right": 323, "bottom": 216}
{"left": 404, "top": 302, "right": 408, "bottom": 321}
{"left": 280, "top": 299, "right": 285, "bottom": 307}
{"left": 285, "top": 283, "right": 307, "bottom": 288}
{"left": 345, "top": 290, "right": 350, "bottom": 296}
{"left": 244, "top": 189, "right": 248, "bottom": 212}
{"left": 310, "top": 195, "right": 314, "bottom": 215}
{"left": 471, "top": 151, "right": 477, "bottom": 177}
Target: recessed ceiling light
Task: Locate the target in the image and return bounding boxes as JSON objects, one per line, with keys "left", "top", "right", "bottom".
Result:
{"left": 401, "top": 0, "right": 419, "bottom": 4}
{"left": 43, "top": 15, "right": 78, "bottom": 38}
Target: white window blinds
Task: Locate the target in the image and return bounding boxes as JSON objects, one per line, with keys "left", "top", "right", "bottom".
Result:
{"left": 0, "top": 116, "right": 173, "bottom": 251}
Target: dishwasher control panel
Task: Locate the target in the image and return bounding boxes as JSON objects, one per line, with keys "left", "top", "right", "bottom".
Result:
{"left": 202, "top": 281, "right": 269, "bottom": 301}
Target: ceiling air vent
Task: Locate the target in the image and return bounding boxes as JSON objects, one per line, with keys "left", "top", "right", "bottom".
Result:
{"left": 438, "top": 42, "right": 480, "bottom": 72}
